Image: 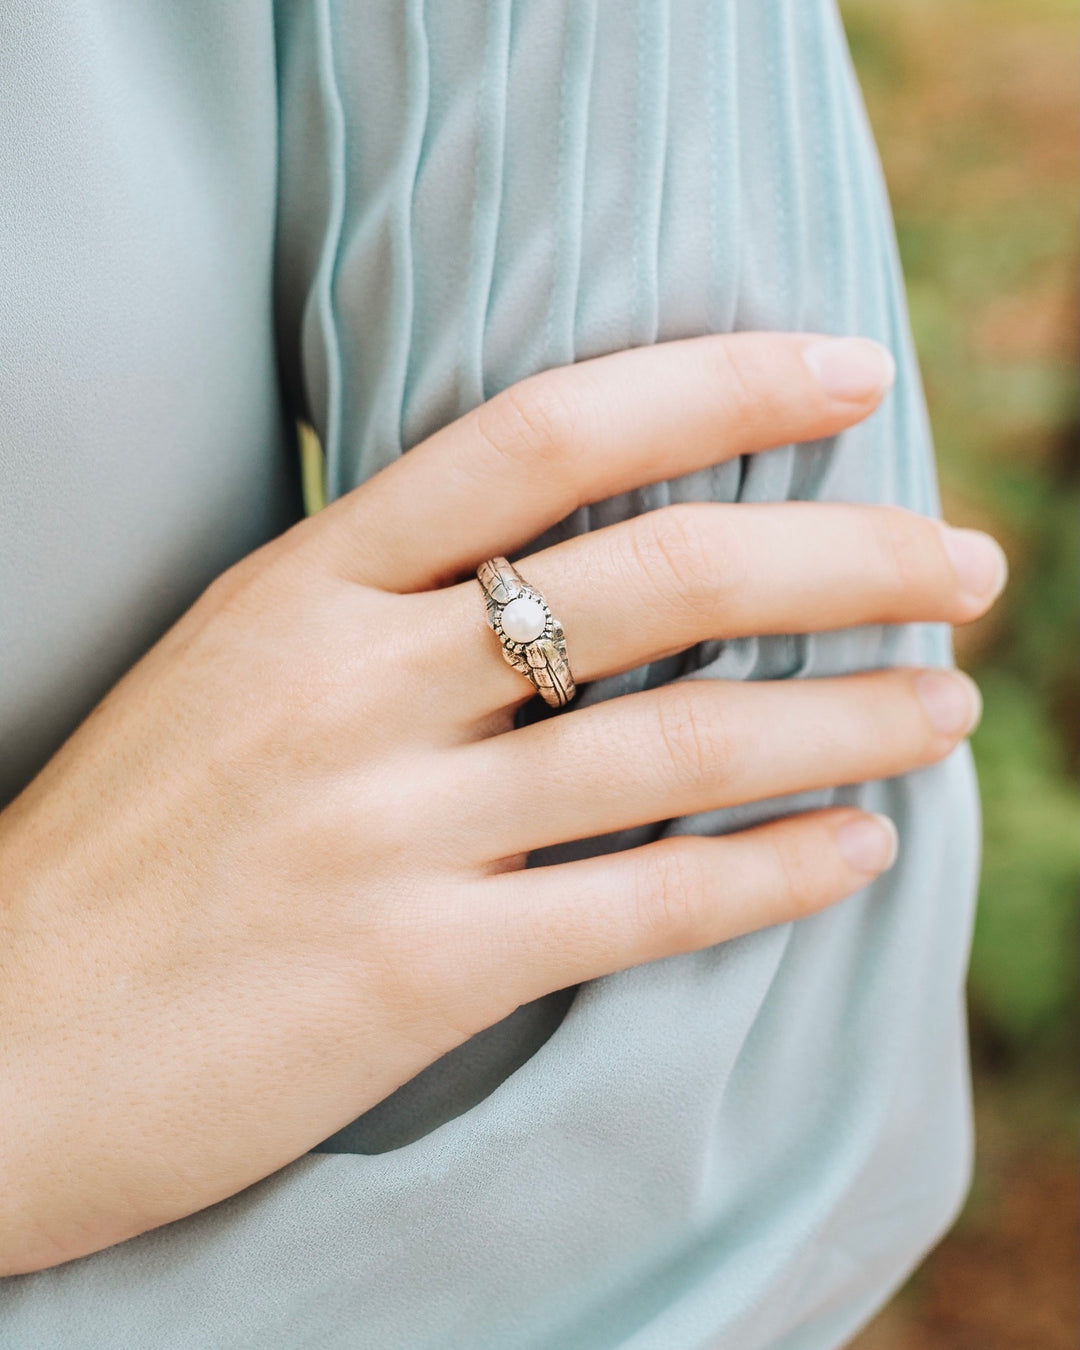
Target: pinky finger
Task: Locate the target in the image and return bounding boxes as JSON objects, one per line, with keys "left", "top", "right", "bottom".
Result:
{"left": 477, "top": 809, "right": 899, "bottom": 1008}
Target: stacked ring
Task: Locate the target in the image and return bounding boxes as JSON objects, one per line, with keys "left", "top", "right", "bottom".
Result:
{"left": 476, "top": 557, "right": 577, "bottom": 708}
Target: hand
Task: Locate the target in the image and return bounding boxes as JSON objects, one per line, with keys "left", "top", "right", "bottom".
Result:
{"left": 0, "top": 333, "right": 1004, "bottom": 1273}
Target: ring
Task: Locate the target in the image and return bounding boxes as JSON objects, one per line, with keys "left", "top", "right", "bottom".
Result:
{"left": 476, "top": 557, "right": 577, "bottom": 708}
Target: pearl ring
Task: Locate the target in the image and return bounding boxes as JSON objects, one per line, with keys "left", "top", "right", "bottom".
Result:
{"left": 476, "top": 556, "right": 577, "bottom": 708}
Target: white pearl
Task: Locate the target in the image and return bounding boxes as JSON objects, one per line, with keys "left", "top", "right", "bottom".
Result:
{"left": 501, "top": 595, "right": 546, "bottom": 643}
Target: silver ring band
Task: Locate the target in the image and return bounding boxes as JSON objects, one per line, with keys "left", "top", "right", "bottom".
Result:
{"left": 476, "top": 556, "right": 577, "bottom": 708}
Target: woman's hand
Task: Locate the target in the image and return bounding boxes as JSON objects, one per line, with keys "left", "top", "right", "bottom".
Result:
{"left": 0, "top": 333, "right": 1005, "bottom": 1274}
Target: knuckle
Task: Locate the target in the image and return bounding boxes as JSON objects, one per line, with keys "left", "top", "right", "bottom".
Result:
{"left": 871, "top": 506, "right": 937, "bottom": 604}
{"left": 710, "top": 336, "right": 783, "bottom": 426}
{"left": 200, "top": 537, "right": 316, "bottom": 622}
{"left": 904, "top": 671, "right": 966, "bottom": 760}
{"left": 712, "top": 338, "right": 761, "bottom": 414}
{"left": 652, "top": 687, "right": 730, "bottom": 791}
{"left": 628, "top": 505, "right": 723, "bottom": 618}
{"left": 767, "top": 829, "right": 826, "bottom": 918}
{"left": 475, "top": 375, "right": 578, "bottom": 476}
{"left": 855, "top": 671, "right": 945, "bottom": 768}
{"left": 855, "top": 676, "right": 917, "bottom": 757}
{"left": 200, "top": 553, "right": 263, "bottom": 613}
{"left": 633, "top": 841, "right": 712, "bottom": 949}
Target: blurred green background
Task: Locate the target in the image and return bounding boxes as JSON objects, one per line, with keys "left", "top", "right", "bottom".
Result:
{"left": 837, "top": 0, "right": 1078, "bottom": 1346}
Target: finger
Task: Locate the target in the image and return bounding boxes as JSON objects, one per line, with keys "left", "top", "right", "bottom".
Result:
{"left": 446, "top": 668, "right": 980, "bottom": 863}
{"left": 307, "top": 332, "right": 896, "bottom": 590}
{"left": 431, "top": 502, "right": 1007, "bottom": 719}
{"left": 464, "top": 808, "right": 900, "bottom": 1008}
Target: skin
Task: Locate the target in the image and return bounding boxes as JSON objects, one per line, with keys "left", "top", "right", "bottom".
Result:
{"left": 0, "top": 332, "right": 1005, "bottom": 1275}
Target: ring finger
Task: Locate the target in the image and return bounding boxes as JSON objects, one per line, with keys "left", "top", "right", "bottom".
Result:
{"left": 429, "top": 501, "right": 1005, "bottom": 723}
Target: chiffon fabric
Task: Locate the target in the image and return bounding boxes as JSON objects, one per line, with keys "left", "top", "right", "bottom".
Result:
{"left": 0, "top": 2, "right": 978, "bottom": 1346}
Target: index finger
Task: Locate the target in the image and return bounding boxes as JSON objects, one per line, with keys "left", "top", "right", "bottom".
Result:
{"left": 311, "top": 332, "right": 896, "bottom": 592}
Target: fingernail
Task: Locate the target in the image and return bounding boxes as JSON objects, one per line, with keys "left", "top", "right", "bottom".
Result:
{"left": 837, "top": 813, "right": 899, "bottom": 874}
{"left": 916, "top": 670, "right": 983, "bottom": 737}
{"left": 803, "top": 337, "right": 897, "bottom": 401}
{"left": 942, "top": 527, "right": 1008, "bottom": 603}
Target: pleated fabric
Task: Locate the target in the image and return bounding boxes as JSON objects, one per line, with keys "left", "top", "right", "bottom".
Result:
{"left": 1, "top": 2, "right": 978, "bottom": 1347}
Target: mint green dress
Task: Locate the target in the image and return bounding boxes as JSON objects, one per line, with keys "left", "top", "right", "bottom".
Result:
{"left": 0, "top": 2, "right": 979, "bottom": 1346}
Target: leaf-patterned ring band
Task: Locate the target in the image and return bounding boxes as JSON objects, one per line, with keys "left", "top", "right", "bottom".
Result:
{"left": 476, "top": 556, "right": 577, "bottom": 708}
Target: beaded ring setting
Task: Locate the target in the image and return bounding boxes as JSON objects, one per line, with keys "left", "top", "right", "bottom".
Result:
{"left": 476, "top": 556, "right": 577, "bottom": 708}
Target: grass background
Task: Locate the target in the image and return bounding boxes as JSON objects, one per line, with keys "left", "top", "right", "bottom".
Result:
{"left": 838, "top": 1, "right": 1078, "bottom": 1344}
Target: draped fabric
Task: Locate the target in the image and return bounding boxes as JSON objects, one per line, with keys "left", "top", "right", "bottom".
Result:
{"left": 0, "top": 3, "right": 978, "bottom": 1346}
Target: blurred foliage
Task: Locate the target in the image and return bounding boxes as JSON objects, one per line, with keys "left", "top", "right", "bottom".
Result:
{"left": 840, "top": 3, "right": 1078, "bottom": 1343}
{"left": 842, "top": 0, "right": 1079, "bottom": 1067}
